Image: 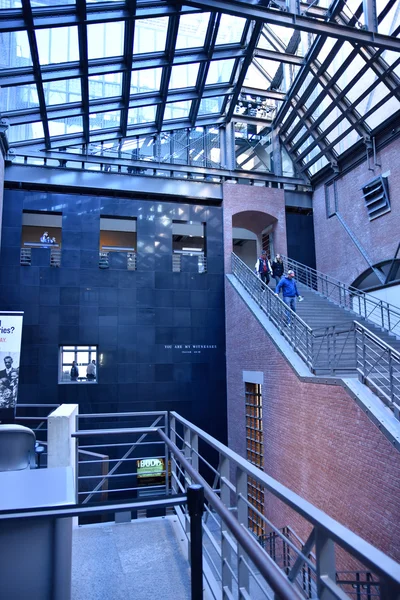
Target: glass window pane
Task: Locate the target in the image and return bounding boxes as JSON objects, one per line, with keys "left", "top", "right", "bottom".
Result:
{"left": 49, "top": 116, "right": 83, "bottom": 136}
{"left": 87, "top": 22, "right": 124, "bottom": 59}
{"left": 215, "top": 14, "right": 246, "bottom": 45}
{"left": 164, "top": 100, "right": 191, "bottom": 120}
{"left": 175, "top": 13, "right": 210, "bottom": 49}
{"left": 127, "top": 105, "right": 156, "bottom": 125}
{"left": 169, "top": 63, "right": 199, "bottom": 89}
{"left": 133, "top": 17, "right": 169, "bottom": 54}
{"left": 131, "top": 68, "right": 162, "bottom": 94}
{"left": 90, "top": 110, "right": 121, "bottom": 130}
{"left": 0, "top": 84, "right": 39, "bottom": 112}
{"left": 0, "top": 30, "right": 32, "bottom": 69}
{"left": 36, "top": 27, "right": 79, "bottom": 65}
{"left": 62, "top": 352, "right": 75, "bottom": 364}
{"left": 89, "top": 73, "right": 122, "bottom": 100}
{"left": 76, "top": 352, "right": 89, "bottom": 364}
{"left": 198, "top": 96, "right": 224, "bottom": 115}
{"left": 206, "top": 59, "right": 235, "bottom": 85}
{"left": 8, "top": 121, "right": 44, "bottom": 143}
{"left": 44, "top": 78, "right": 81, "bottom": 106}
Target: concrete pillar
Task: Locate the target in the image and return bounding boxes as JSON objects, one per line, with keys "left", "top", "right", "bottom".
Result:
{"left": 48, "top": 404, "right": 79, "bottom": 499}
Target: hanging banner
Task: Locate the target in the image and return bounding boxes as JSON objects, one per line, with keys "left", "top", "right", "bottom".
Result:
{"left": 0, "top": 311, "right": 24, "bottom": 424}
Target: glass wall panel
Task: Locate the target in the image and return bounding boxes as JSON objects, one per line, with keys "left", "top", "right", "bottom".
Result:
{"left": 127, "top": 105, "right": 156, "bottom": 125}
{"left": 0, "top": 84, "right": 38, "bottom": 112}
{"left": 49, "top": 116, "right": 83, "bottom": 136}
{"left": 36, "top": 26, "right": 79, "bottom": 65}
{"left": 130, "top": 68, "right": 162, "bottom": 94}
{"left": 8, "top": 121, "right": 44, "bottom": 143}
{"left": 198, "top": 96, "right": 224, "bottom": 115}
{"left": 87, "top": 22, "right": 124, "bottom": 59}
{"left": 89, "top": 73, "right": 122, "bottom": 100}
{"left": 89, "top": 110, "right": 120, "bottom": 130}
{"left": 43, "top": 78, "right": 81, "bottom": 105}
{"left": 175, "top": 13, "right": 210, "bottom": 49}
{"left": 206, "top": 59, "right": 235, "bottom": 85}
{"left": 169, "top": 63, "right": 199, "bottom": 89}
{"left": 133, "top": 17, "right": 169, "bottom": 54}
{"left": 0, "top": 30, "right": 32, "bottom": 69}
{"left": 164, "top": 100, "right": 191, "bottom": 120}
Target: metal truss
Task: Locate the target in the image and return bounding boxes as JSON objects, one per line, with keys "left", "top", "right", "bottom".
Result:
{"left": 0, "top": 0, "right": 399, "bottom": 184}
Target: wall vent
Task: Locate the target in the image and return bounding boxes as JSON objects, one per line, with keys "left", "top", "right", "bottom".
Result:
{"left": 362, "top": 176, "right": 390, "bottom": 221}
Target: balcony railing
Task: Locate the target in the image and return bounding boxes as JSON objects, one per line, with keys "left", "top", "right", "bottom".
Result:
{"left": 173, "top": 252, "right": 207, "bottom": 273}
{"left": 20, "top": 246, "right": 61, "bottom": 267}
{"left": 99, "top": 251, "right": 136, "bottom": 270}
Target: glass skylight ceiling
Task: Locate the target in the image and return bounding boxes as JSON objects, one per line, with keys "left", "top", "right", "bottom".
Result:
{"left": 0, "top": 0, "right": 399, "bottom": 180}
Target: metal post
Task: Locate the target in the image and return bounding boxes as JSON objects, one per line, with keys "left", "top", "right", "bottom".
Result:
{"left": 315, "top": 528, "right": 336, "bottom": 600}
{"left": 187, "top": 484, "right": 204, "bottom": 600}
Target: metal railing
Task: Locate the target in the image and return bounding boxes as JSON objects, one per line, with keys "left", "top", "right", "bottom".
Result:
{"left": 173, "top": 252, "right": 207, "bottom": 273}
{"left": 20, "top": 247, "right": 31, "bottom": 265}
{"left": 232, "top": 253, "right": 400, "bottom": 418}
{"left": 99, "top": 251, "right": 137, "bottom": 270}
{"left": 282, "top": 255, "right": 400, "bottom": 338}
{"left": 355, "top": 322, "right": 400, "bottom": 419}
{"left": 168, "top": 412, "right": 400, "bottom": 600}
{"left": 73, "top": 411, "right": 169, "bottom": 504}
{"left": 50, "top": 247, "right": 61, "bottom": 267}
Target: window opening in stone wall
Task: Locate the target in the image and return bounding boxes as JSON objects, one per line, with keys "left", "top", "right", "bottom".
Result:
{"left": 362, "top": 175, "right": 390, "bottom": 221}
{"left": 99, "top": 216, "right": 137, "bottom": 270}
{"left": 262, "top": 229, "right": 273, "bottom": 261}
{"left": 172, "top": 221, "right": 206, "bottom": 273}
{"left": 59, "top": 345, "right": 98, "bottom": 383}
{"left": 21, "top": 211, "right": 62, "bottom": 267}
{"left": 324, "top": 180, "right": 337, "bottom": 218}
{"left": 245, "top": 382, "right": 265, "bottom": 538}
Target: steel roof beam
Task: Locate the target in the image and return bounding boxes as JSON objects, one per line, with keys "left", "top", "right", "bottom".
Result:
{"left": 182, "top": 0, "right": 400, "bottom": 52}
{"left": 120, "top": 0, "right": 136, "bottom": 138}
{"left": 156, "top": 12, "right": 183, "bottom": 131}
{"left": 76, "top": 0, "right": 89, "bottom": 146}
{"left": 241, "top": 86, "right": 286, "bottom": 101}
{"left": 189, "top": 13, "right": 220, "bottom": 126}
{"left": 253, "top": 47, "right": 304, "bottom": 66}
{"left": 21, "top": 0, "right": 50, "bottom": 150}
{"left": 226, "top": 22, "right": 264, "bottom": 123}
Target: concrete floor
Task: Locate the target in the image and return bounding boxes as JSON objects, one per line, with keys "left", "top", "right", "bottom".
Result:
{"left": 72, "top": 516, "right": 191, "bottom": 600}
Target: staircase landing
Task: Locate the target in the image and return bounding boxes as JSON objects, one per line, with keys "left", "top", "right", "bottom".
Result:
{"left": 72, "top": 516, "right": 191, "bottom": 600}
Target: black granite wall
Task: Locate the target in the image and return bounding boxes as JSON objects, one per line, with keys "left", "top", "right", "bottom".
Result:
{"left": 0, "top": 189, "right": 227, "bottom": 442}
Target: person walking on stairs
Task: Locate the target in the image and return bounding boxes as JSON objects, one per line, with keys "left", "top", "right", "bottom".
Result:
{"left": 271, "top": 254, "right": 284, "bottom": 287}
{"left": 275, "top": 270, "right": 301, "bottom": 324}
{"left": 255, "top": 250, "right": 272, "bottom": 286}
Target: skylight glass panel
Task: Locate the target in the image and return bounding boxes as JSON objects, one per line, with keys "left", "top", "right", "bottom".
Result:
{"left": 325, "top": 118, "right": 352, "bottom": 144}
{"left": 175, "top": 13, "right": 210, "bottom": 50}
{"left": 127, "top": 105, "right": 156, "bottom": 125}
{"left": 43, "top": 79, "right": 81, "bottom": 106}
{"left": 326, "top": 41, "right": 353, "bottom": 77}
{"left": 131, "top": 68, "right": 162, "bottom": 94}
{"left": 8, "top": 121, "right": 44, "bottom": 144}
{"left": 133, "top": 17, "right": 169, "bottom": 54}
{"left": 36, "top": 27, "right": 79, "bottom": 65}
{"left": 319, "top": 106, "right": 342, "bottom": 132}
{"left": 336, "top": 54, "right": 367, "bottom": 96}
{"left": 206, "top": 59, "right": 235, "bottom": 85}
{"left": 0, "top": 31, "right": 32, "bottom": 69}
{"left": 0, "top": 1, "right": 22, "bottom": 6}
{"left": 89, "top": 73, "right": 122, "bottom": 100}
{"left": 0, "top": 84, "right": 38, "bottom": 113}
{"left": 378, "top": 1, "right": 400, "bottom": 35}
{"left": 307, "top": 155, "right": 329, "bottom": 176}
{"left": 333, "top": 129, "right": 360, "bottom": 155}
{"left": 87, "top": 22, "right": 124, "bottom": 59}
{"left": 356, "top": 81, "right": 390, "bottom": 116}
{"left": 244, "top": 63, "right": 271, "bottom": 89}
{"left": 215, "top": 14, "right": 246, "bottom": 45}
{"left": 49, "top": 116, "right": 83, "bottom": 137}
{"left": 169, "top": 63, "right": 199, "bottom": 89}
{"left": 365, "top": 97, "right": 400, "bottom": 129}
{"left": 198, "top": 96, "right": 224, "bottom": 116}
{"left": 89, "top": 110, "right": 121, "bottom": 131}
{"left": 164, "top": 100, "right": 191, "bottom": 120}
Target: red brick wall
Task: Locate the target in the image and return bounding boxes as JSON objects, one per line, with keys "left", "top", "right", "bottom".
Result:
{"left": 225, "top": 280, "right": 400, "bottom": 563}
{"left": 313, "top": 136, "right": 400, "bottom": 285}
{"left": 223, "top": 183, "right": 287, "bottom": 274}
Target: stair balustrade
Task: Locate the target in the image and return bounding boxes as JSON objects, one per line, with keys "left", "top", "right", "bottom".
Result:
{"left": 231, "top": 253, "right": 400, "bottom": 420}
{"left": 281, "top": 255, "right": 400, "bottom": 337}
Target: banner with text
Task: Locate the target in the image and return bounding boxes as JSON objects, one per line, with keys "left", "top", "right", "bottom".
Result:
{"left": 0, "top": 311, "right": 24, "bottom": 423}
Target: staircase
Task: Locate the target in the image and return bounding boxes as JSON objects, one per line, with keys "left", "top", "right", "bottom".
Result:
{"left": 231, "top": 253, "right": 400, "bottom": 419}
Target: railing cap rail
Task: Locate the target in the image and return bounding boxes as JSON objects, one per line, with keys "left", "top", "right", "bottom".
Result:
{"left": 170, "top": 411, "right": 400, "bottom": 584}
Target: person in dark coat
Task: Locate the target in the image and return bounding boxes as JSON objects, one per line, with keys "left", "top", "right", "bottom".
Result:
{"left": 271, "top": 254, "right": 284, "bottom": 286}
{"left": 255, "top": 250, "right": 272, "bottom": 285}
{"left": 70, "top": 361, "right": 79, "bottom": 381}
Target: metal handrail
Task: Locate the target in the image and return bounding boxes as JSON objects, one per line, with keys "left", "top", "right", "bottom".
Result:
{"left": 159, "top": 427, "right": 304, "bottom": 600}
{"left": 170, "top": 412, "right": 400, "bottom": 599}
{"left": 282, "top": 254, "right": 400, "bottom": 337}
{"left": 354, "top": 321, "right": 400, "bottom": 419}
{"left": 232, "top": 253, "right": 315, "bottom": 369}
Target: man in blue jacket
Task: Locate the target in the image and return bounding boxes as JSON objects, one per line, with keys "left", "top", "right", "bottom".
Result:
{"left": 275, "top": 270, "right": 300, "bottom": 323}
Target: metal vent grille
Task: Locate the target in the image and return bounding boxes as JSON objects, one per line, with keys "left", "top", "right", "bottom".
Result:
{"left": 362, "top": 176, "right": 390, "bottom": 221}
